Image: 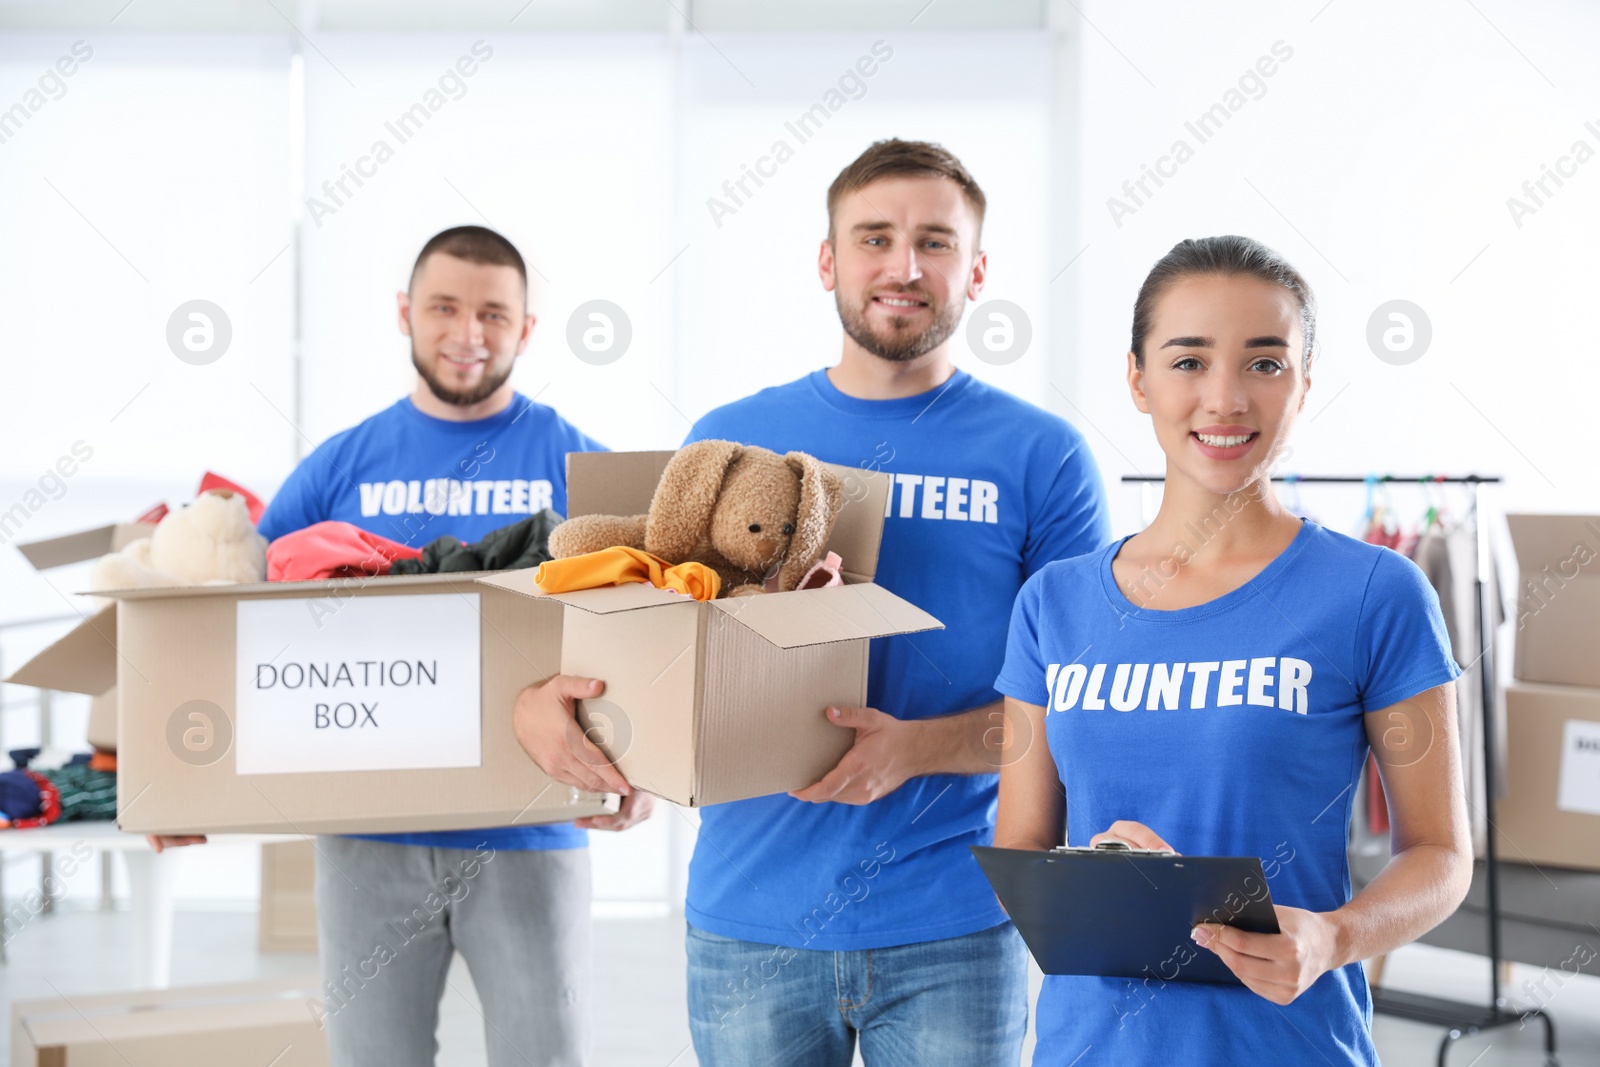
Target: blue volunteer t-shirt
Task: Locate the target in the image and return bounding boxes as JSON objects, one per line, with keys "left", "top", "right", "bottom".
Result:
{"left": 683, "top": 368, "right": 1110, "bottom": 950}
{"left": 995, "top": 521, "right": 1461, "bottom": 1066}
{"left": 256, "top": 393, "right": 605, "bottom": 852}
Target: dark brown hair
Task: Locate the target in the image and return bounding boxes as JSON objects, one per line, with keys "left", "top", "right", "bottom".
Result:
{"left": 1130, "top": 235, "right": 1315, "bottom": 369}
{"left": 826, "top": 139, "right": 986, "bottom": 241}
{"left": 410, "top": 225, "right": 527, "bottom": 297}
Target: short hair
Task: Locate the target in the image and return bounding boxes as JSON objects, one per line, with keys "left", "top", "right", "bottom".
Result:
{"left": 1130, "top": 235, "right": 1316, "bottom": 370}
{"left": 826, "top": 139, "right": 987, "bottom": 243}
{"left": 409, "top": 225, "right": 527, "bottom": 297}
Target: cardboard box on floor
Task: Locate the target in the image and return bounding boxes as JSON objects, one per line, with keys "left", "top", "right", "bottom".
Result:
{"left": 5, "top": 574, "right": 618, "bottom": 835}
{"left": 13, "top": 521, "right": 154, "bottom": 571}
{"left": 260, "top": 839, "right": 319, "bottom": 953}
{"left": 478, "top": 451, "right": 943, "bottom": 807}
{"left": 11, "top": 974, "right": 328, "bottom": 1067}
{"left": 1494, "top": 682, "right": 1600, "bottom": 873}
{"left": 1507, "top": 514, "right": 1600, "bottom": 689}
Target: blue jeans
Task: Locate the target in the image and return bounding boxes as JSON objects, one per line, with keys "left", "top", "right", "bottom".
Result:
{"left": 686, "top": 921, "right": 1029, "bottom": 1066}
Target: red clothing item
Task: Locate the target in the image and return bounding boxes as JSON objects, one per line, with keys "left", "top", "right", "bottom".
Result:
{"left": 266, "top": 521, "right": 423, "bottom": 581}
{"left": 199, "top": 471, "right": 267, "bottom": 524}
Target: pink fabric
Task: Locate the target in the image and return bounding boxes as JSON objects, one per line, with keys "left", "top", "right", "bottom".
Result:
{"left": 267, "top": 521, "right": 423, "bottom": 581}
{"left": 797, "top": 551, "right": 845, "bottom": 590}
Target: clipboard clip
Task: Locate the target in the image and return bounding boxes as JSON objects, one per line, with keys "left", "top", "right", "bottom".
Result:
{"left": 1052, "top": 839, "right": 1177, "bottom": 857}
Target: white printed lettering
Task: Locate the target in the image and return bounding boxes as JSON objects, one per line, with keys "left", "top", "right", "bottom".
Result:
{"left": 946, "top": 477, "right": 969, "bottom": 520}
{"left": 1187, "top": 662, "right": 1220, "bottom": 709}
{"left": 1146, "top": 662, "right": 1185, "bottom": 710}
{"left": 1247, "top": 658, "right": 1275, "bottom": 707}
{"left": 896, "top": 474, "right": 922, "bottom": 518}
{"left": 970, "top": 480, "right": 999, "bottom": 523}
{"left": 1279, "top": 657, "right": 1312, "bottom": 714}
{"left": 382, "top": 480, "right": 407, "bottom": 515}
{"left": 1217, "top": 660, "right": 1247, "bottom": 706}
{"left": 1109, "top": 663, "right": 1150, "bottom": 712}
{"left": 921, "top": 476, "right": 945, "bottom": 520}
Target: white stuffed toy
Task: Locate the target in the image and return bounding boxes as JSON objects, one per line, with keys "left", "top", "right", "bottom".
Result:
{"left": 90, "top": 489, "right": 266, "bottom": 594}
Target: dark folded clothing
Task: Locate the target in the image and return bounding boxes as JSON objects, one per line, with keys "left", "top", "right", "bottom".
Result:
{"left": 389, "top": 510, "right": 564, "bottom": 575}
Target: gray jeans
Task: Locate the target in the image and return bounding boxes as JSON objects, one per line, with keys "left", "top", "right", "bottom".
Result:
{"left": 313, "top": 835, "right": 592, "bottom": 1067}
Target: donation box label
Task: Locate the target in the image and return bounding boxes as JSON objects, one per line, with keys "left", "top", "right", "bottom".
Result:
{"left": 234, "top": 593, "right": 482, "bottom": 775}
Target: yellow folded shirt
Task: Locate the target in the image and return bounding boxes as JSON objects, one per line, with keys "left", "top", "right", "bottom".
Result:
{"left": 533, "top": 546, "right": 722, "bottom": 601}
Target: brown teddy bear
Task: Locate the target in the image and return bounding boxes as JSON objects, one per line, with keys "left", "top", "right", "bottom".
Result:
{"left": 548, "top": 441, "right": 844, "bottom": 597}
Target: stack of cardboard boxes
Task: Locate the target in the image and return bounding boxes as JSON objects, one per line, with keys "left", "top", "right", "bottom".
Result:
{"left": 1495, "top": 515, "right": 1600, "bottom": 872}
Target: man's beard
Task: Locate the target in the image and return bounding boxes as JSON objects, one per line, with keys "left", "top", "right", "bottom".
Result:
{"left": 836, "top": 288, "right": 962, "bottom": 363}
{"left": 411, "top": 344, "right": 514, "bottom": 407}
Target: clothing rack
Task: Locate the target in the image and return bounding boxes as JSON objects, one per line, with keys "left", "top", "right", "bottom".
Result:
{"left": 1119, "top": 474, "right": 1558, "bottom": 1067}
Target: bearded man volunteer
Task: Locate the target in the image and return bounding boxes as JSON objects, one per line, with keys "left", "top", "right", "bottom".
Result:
{"left": 154, "top": 226, "right": 653, "bottom": 1067}
{"left": 515, "top": 141, "right": 1110, "bottom": 1064}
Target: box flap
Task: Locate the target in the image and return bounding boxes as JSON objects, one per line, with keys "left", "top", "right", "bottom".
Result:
{"left": 475, "top": 571, "right": 690, "bottom": 614}
{"left": 567, "top": 450, "right": 675, "bottom": 517}
{"left": 98, "top": 570, "right": 476, "bottom": 600}
{"left": 4, "top": 604, "right": 117, "bottom": 695}
{"left": 15, "top": 522, "right": 152, "bottom": 570}
{"left": 1506, "top": 514, "right": 1600, "bottom": 574}
{"left": 826, "top": 466, "right": 890, "bottom": 583}
{"left": 711, "top": 581, "right": 942, "bottom": 649}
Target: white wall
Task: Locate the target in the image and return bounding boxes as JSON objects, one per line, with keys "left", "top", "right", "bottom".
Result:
{"left": 1071, "top": 0, "right": 1600, "bottom": 535}
{"left": 2, "top": 2, "right": 1596, "bottom": 904}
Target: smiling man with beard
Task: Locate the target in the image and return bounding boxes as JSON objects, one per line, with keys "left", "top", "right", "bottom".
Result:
{"left": 516, "top": 140, "right": 1112, "bottom": 1065}
{"left": 156, "top": 226, "right": 654, "bottom": 1067}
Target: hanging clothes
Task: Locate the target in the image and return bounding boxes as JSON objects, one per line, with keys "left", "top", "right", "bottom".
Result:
{"left": 1405, "top": 519, "right": 1506, "bottom": 856}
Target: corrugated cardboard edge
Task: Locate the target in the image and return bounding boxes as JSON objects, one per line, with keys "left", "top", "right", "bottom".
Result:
{"left": 4, "top": 604, "right": 118, "bottom": 696}
{"left": 15, "top": 522, "right": 152, "bottom": 570}
{"left": 709, "top": 582, "right": 943, "bottom": 649}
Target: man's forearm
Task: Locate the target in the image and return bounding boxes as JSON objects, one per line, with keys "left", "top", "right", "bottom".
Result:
{"left": 909, "top": 701, "right": 1006, "bottom": 777}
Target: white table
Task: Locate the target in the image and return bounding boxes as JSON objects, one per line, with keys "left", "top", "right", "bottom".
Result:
{"left": 0, "top": 822, "right": 298, "bottom": 987}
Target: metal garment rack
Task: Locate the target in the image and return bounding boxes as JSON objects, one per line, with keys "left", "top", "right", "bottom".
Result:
{"left": 1119, "top": 473, "right": 1558, "bottom": 1067}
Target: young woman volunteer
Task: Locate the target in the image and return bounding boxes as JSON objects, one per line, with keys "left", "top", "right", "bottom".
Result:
{"left": 993, "top": 235, "right": 1472, "bottom": 1065}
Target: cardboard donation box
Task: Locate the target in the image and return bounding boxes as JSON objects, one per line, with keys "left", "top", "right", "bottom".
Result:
{"left": 6, "top": 575, "right": 617, "bottom": 835}
{"left": 1495, "top": 682, "right": 1600, "bottom": 873}
{"left": 478, "top": 451, "right": 943, "bottom": 807}
{"left": 1507, "top": 514, "right": 1600, "bottom": 689}
{"left": 11, "top": 974, "right": 328, "bottom": 1066}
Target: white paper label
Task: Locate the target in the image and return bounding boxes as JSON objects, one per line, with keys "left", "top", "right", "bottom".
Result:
{"left": 1556, "top": 719, "right": 1600, "bottom": 817}
{"left": 234, "top": 593, "right": 482, "bottom": 775}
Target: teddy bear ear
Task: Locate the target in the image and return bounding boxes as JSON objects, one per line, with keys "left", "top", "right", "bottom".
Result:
{"left": 776, "top": 453, "right": 845, "bottom": 592}
{"left": 644, "top": 440, "right": 745, "bottom": 561}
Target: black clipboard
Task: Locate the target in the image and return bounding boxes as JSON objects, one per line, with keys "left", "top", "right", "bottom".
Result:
{"left": 971, "top": 844, "right": 1281, "bottom": 985}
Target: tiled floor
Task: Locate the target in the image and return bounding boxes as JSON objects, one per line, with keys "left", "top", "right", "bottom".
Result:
{"left": 1, "top": 905, "right": 1596, "bottom": 1065}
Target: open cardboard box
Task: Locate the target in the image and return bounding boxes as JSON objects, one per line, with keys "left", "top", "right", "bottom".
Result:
{"left": 14, "top": 521, "right": 154, "bottom": 570}
{"left": 478, "top": 451, "right": 943, "bottom": 807}
{"left": 11, "top": 974, "right": 327, "bottom": 1067}
{"left": 1507, "top": 514, "right": 1600, "bottom": 689}
{"left": 6, "top": 574, "right": 617, "bottom": 835}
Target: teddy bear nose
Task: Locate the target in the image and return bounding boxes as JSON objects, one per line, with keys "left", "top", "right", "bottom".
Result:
{"left": 748, "top": 523, "right": 761, "bottom": 533}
